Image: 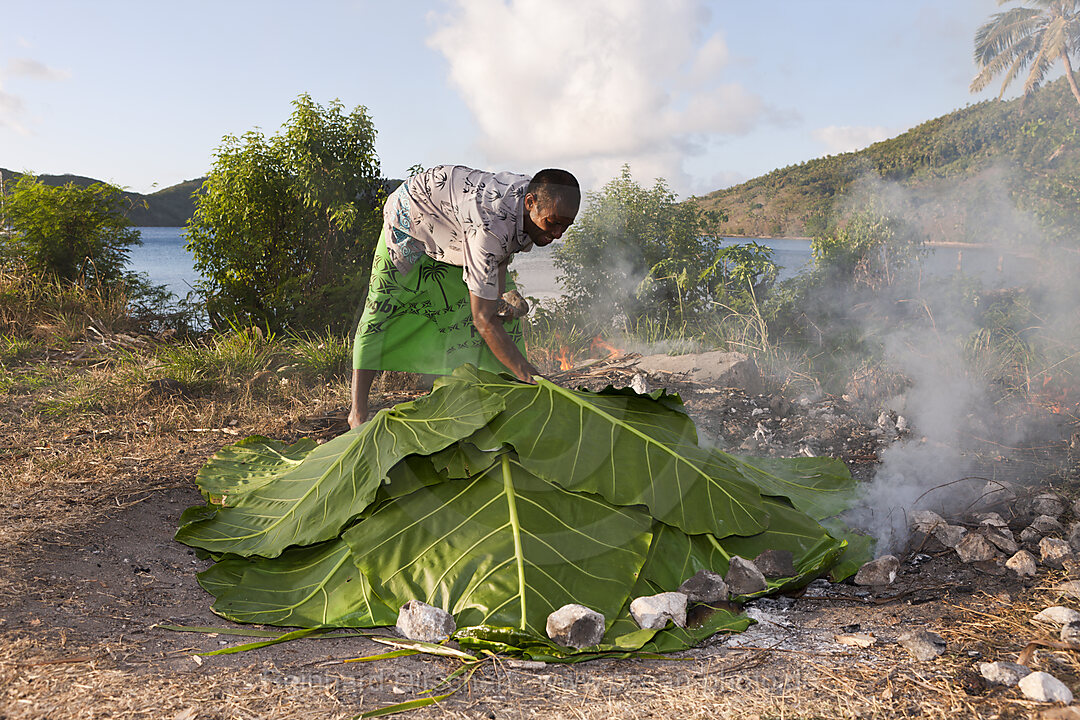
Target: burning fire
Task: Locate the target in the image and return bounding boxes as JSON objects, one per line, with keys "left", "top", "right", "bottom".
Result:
{"left": 590, "top": 335, "right": 621, "bottom": 358}
{"left": 556, "top": 346, "right": 573, "bottom": 371}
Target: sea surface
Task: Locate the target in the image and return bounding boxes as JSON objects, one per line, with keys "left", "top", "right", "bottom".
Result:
{"left": 127, "top": 228, "right": 1034, "bottom": 304}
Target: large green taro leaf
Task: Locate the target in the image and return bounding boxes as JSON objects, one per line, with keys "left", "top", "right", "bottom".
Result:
{"left": 632, "top": 498, "right": 847, "bottom": 601}
{"left": 174, "top": 382, "right": 504, "bottom": 558}
{"left": 344, "top": 455, "right": 653, "bottom": 636}
{"left": 193, "top": 436, "right": 320, "bottom": 501}
{"left": 726, "top": 454, "right": 859, "bottom": 521}
{"left": 441, "top": 366, "right": 768, "bottom": 539}
{"left": 198, "top": 538, "right": 396, "bottom": 627}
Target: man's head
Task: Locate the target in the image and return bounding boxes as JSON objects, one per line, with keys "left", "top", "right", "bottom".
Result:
{"left": 523, "top": 168, "right": 580, "bottom": 246}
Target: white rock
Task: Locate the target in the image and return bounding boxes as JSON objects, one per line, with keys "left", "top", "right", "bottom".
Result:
{"left": 983, "top": 528, "right": 1019, "bottom": 554}
{"left": 1060, "top": 580, "right": 1080, "bottom": 600}
{"left": 1032, "top": 515, "right": 1066, "bottom": 535}
{"left": 725, "top": 556, "right": 768, "bottom": 596}
{"left": 630, "top": 592, "right": 687, "bottom": 630}
{"left": 854, "top": 555, "right": 900, "bottom": 586}
{"left": 396, "top": 600, "right": 456, "bottom": 643}
{"left": 1061, "top": 621, "right": 1080, "bottom": 644}
{"left": 1034, "top": 606, "right": 1080, "bottom": 626}
{"left": 1018, "top": 671, "right": 1073, "bottom": 703}
{"left": 897, "top": 628, "right": 946, "bottom": 661}
{"left": 1006, "top": 550, "right": 1038, "bottom": 578}
{"left": 545, "top": 604, "right": 606, "bottom": 649}
{"left": 933, "top": 524, "right": 967, "bottom": 548}
{"left": 955, "top": 532, "right": 998, "bottom": 563}
{"left": 910, "top": 510, "right": 945, "bottom": 534}
{"left": 1040, "top": 537, "right": 1073, "bottom": 569}
{"left": 979, "top": 661, "right": 1031, "bottom": 687}
{"left": 976, "top": 512, "right": 1008, "bottom": 529}
{"left": 629, "top": 373, "right": 649, "bottom": 395}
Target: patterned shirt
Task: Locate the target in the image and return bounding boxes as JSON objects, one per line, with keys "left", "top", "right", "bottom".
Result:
{"left": 382, "top": 165, "right": 533, "bottom": 300}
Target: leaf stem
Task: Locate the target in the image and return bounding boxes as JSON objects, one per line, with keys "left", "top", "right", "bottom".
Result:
{"left": 501, "top": 455, "right": 527, "bottom": 630}
{"left": 706, "top": 533, "right": 731, "bottom": 562}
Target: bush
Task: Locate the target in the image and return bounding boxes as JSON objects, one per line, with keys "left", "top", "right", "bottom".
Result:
{"left": 186, "top": 94, "right": 384, "bottom": 333}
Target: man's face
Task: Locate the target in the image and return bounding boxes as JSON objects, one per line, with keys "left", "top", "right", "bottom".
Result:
{"left": 523, "top": 193, "right": 578, "bottom": 247}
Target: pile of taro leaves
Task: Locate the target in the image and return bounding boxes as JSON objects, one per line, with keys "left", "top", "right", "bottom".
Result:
{"left": 175, "top": 365, "right": 873, "bottom": 662}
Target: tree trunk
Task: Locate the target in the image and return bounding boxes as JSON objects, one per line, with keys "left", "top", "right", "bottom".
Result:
{"left": 1062, "top": 49, "right": 1080, "bottom": 109}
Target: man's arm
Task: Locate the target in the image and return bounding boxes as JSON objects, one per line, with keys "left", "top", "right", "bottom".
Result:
{"left": 470, "top": 292, "right": 539, "bottom": 383}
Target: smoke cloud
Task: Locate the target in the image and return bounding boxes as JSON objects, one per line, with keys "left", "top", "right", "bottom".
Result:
{"left": 833, "top": 169, "right": 1077, "bottom": 553}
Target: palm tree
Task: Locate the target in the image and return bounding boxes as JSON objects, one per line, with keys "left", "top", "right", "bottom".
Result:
{"left": 970, "top": 0, "right": 1080, "bottom": 109}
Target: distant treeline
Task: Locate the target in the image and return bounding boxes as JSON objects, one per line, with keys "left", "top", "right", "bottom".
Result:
{"left": 0, "top": 168, "right": 204, "bottom": 227}
{"left": 701, "top": 76, "right": 1080, "bottom": 246}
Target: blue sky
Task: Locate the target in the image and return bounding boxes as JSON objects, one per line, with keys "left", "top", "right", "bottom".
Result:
{"left": 0, "top": 0, "right": 1034, "bottom": 196}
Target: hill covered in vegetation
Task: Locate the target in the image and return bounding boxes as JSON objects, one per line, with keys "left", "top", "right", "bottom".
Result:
{"left": 701, "top": 77, "right": 1080, "bottom": 247}
{"left": 0, "top": 169, "right": 203, "bottom": 227}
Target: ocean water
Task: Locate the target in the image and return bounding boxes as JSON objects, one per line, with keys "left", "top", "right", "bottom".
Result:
{"left": 128, "top": 227, "right": 201, "bottom": 298}
{"left": 126, "top": 228, "right": 1031, "bottom": 304}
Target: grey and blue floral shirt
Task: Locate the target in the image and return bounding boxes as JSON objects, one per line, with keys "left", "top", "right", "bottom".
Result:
{"left": 382, "top": 165, "right": 533, "bottom": 300}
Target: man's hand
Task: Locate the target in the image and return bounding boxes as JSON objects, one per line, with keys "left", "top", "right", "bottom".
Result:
{"left": 470, "top": 293, "right": 539, "bottom": 383}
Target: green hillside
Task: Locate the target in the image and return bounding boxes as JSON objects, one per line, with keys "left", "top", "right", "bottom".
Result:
{"left": 0, "top": 169, "right": 203, "bottom": 227}
{"left": 702, "top": 77, "right": 1080, "bottom": 246}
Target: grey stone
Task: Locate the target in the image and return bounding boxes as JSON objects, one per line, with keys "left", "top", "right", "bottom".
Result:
{"left": 396, "top": 600, "right": 456, "bottom": 643}
{"left": 982, "top": 527, "right": 1019, "bottom": 554}
{"left": 753, "top": 549, "right": 796, "bottom": 578}
{"left": 677, "top": 569, "right": 728, "bottom": 603}
{"left": 1061, "top": 621, "right": 1080, "bottom": 645}
{"left": 897, "top": 628, "right": 947, "bottom": 661}
{"left": 725, "top": 556, "right": 768, "bottom": 596}
{"left": 955, "top": 532, "right": 998, "bottom": 563}
{"left": 977, "top": 480, "right": 1018, "bottom": 508}
{"left": 1032, "top": 492, "right": 1066, "bottom": 518}
{"left": 630, "top": 592, "right": 687, "bottom": 630}
{"left": 631, "top": 351, "right": 763, "bottom": 394}
{"left": 1032, "top": 515, "right": 1066, "bottom": 535}
{"left": 1006, "top": 550, "right": 1039, "bottom": 578}
{"left": 1034, "top": 606, "right": 1080, "bottom": 626}
{"left": 1059, "top": 580, "right": 1080, "bottom": 600}
{"left": 1040, "top": 537, "right": 1074, "bottom": 569}
{"left": 1019, "top": 671, "right": 1074, "bottom": 704}
{"left": 1021, "top": 526, "right": 1045, "bottom": 546}
{"left": 1073, "top": 497, "right": 1080, "bottom": 518}
{"left": 854, "top": 555, "right": 900, "bottom": 586}
{"left": 976, "top": 512, "right": 1009, "bottom": 529}
{"left": 1068, "top": 522, "right": 1080, "bottom": 553}
{"left": 979, "top": 661, "right": 1032, "bottom": 687}
{"left": 933, "top": 524, "right": 967, "bottom": 548}
{"left": 907, "top": 530, "right": 947, "bottom": 554}
{"left": 545, "top": 604, "right": 606, "bottom": 649}
{"left": 910, "top": 510, "right": 945, "bottom": 534}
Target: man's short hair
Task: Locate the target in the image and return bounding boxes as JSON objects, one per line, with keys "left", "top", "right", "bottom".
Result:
{"left": 527, "top": 168, "right": 580, "bottom": 209}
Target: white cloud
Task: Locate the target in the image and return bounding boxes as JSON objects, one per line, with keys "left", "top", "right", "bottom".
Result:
{"left": 812, "top": 125, "right": 896, "bottom": 155}
{"left": 6, "top": 58, "right": 70, "bottom": 81}
{"left": 427, "top": 0, "right": 780, "bottom": 191}
{"left": 0, "top": 57, "right": 68, "bottom": 136}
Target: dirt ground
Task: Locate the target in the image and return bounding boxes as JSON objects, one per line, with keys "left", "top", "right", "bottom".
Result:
{"left": 3, "top": 348, "right": 1080, "bottom": 719}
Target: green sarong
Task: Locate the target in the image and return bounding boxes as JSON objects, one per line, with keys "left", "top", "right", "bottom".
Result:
{"left": 352, "top": 229, "right": 525, "bottom": 375}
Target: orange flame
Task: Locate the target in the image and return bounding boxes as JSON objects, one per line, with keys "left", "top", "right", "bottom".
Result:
{"left": 590, "top": 335, "right": 620, "bottom": 357}
{"left": 556, "top": 346, "right": 573, "bottom": 371}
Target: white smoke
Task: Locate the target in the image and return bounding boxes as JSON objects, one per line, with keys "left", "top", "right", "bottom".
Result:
{"left": 426, "top": 0, "right": 784, "bottom": 190}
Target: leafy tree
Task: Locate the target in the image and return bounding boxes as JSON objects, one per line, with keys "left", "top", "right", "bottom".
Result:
{"left": 971, "top": 0, "right": 1080, "bottom": 108}
{"left": 186, "top": 94, "right": 384, "bottom": 332}
{"left": 554, "top": 165, "right": 745, "bottom": 327}
{"left": 811, "top": 207, "right": 926, "bottom": 289}
{"left": 2, "top": 174, "right": 142, "bottom": 285}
